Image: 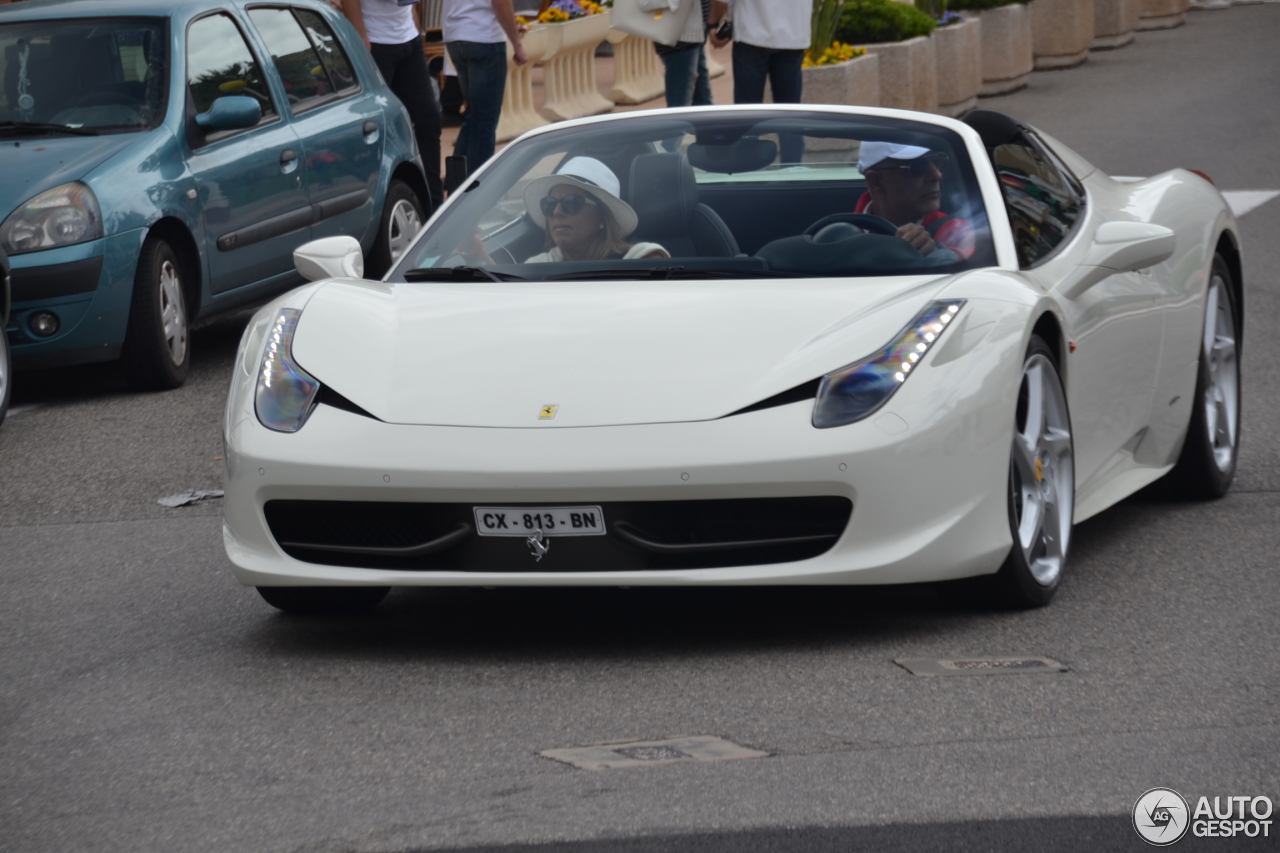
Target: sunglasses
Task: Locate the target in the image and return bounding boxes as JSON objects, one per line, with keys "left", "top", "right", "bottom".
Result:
{"left": 871, "top": 152, "right": 950, "bottom": 177}
{"left": 540, "top": 193, "right": 599, "bottom": 218}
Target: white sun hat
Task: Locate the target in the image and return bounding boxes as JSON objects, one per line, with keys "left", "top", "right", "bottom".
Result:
{"left": 524, "top": 156, "right": 640, "bottom": 237}
{"left": 857, "top": 141, "right": 933, "bottom": 173}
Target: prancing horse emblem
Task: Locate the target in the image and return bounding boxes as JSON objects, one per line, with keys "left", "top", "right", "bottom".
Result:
{"left": 526, "top": 528, "right": 550, "bottom": 562}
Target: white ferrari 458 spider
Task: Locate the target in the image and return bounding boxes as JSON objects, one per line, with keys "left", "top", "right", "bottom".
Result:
{"left": 222, "top": 106, "right": 1242, "bottom": 614}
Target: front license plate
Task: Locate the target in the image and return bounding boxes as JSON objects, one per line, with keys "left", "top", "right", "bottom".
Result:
{"left": 473, "top": 506, "right": 607, "bottom": 537}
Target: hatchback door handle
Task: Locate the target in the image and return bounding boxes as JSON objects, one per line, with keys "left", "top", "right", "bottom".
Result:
{"left": 280, "top": 149, "right": 297, "bottom": 165}
{"left": 362, "top": 120, "right": 377, "bottom": 135}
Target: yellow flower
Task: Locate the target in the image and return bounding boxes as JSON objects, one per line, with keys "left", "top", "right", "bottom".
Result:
{"left": 802, "top": 41, "right": 866, "bottom": 68}
{"left": 537, "top": 7, "right": 569, "bottom": 22}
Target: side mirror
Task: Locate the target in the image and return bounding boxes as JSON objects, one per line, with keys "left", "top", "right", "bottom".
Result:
{"left": 195, "top": 96, "right": 262, "bottom": 132}
{"left": 294, "top": 236, "right": 364, "bottom": 281}
{"left": 1061, "top": 221, "right": 1175, "bottom": 299}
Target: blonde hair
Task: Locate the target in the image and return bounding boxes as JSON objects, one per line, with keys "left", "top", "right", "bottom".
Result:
{"left": 543, "top": 192, "right": 634, "bottom": 261}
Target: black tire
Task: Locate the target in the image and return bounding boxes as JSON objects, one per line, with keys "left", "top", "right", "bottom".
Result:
{"left": 367, "top": 179, "right": 426, "bottom": 278}
{"left": 1159, "top": 255, "right": 1240, "bottom": 500}
{"left": 256, "top": 586, "right": 390, "bottom": 615}
{"left": 121, "top": 235, "right": 190, "bottom": 390}
{"left": 0, "top": 321, "right": 11, "bottom": 428}
{"left": 943, "top": 335, "right": 1074, "bottom": 609}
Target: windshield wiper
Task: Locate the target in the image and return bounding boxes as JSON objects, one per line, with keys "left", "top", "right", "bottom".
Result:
{"left": 0, "top": 121, "right": 100, "bottom": 137}
{"left": 545, "top": 267, "right": 810, "bottom": 281}
{"left": 403, "top": 266, "right": 526, "bottom": 282}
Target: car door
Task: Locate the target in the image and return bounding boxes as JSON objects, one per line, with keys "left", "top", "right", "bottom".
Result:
{"left": 1002, "top": 133, "right": 1165, "bottom": 494}
{"left": 183, "top": 10, "right": 311, "bottom": 294}
{"left": 245, "top": 6, "right": 383, "bottom": 247}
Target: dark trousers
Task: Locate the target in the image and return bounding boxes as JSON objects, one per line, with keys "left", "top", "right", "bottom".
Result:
{"left": 731, "top": 41, "right": 806, "bottom": 164}
{"left": 447, "top": 40, "right": 508, "bottom": 177}
{"left": 370, "top": 36, "right": 444, "bottom": 209}
{"left": 659, "top": 43, "right": 713, "bottom": 108}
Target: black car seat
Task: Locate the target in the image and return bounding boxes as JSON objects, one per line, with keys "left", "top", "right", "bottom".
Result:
{"left": 628, "top": 153, "right": 739, "bottom": 258}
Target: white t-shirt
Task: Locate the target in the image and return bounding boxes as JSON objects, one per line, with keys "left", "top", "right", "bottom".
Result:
{"left": 727, "top": 0, "right": 812, "bottom": 51}
{"left": 442, "top": 0, "right": 507, "bottom": 43}
{"left": 360, "top": 0, "right": 419, "bottom": 45}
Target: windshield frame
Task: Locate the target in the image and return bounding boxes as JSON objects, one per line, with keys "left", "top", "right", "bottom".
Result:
{"left": 390, "top": 108, "right": 1002, "bottom": 282}
{"left": 0, "top": 15, "right": 171, "bottom": 137}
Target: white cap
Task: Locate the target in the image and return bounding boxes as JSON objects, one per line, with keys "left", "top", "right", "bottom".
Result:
{"left": 857, "top": 141, "right": 932, "bottom": 173}
{"left": 524, "top": 156, "right": 639, "bottom": 237}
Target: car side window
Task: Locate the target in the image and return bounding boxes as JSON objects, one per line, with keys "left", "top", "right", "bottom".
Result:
{"left": 292, "top": 8, "right": 359, "bottom": 93}
{"left": 247, "top": 7, "right": 338, "bottom": 110}
{"left": 187, "top": 13, "right": 277, "bottom": 125}
{"left": 993, "top": 134, "right": 1083, "bottom": 268}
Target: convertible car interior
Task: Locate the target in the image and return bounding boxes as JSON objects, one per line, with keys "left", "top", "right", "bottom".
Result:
{"left": 396, "top": 110, "right": 1000, "bottom": 282}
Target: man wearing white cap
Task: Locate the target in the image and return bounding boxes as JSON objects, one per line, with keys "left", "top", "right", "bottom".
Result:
{"left": 855, "top": 141, "right": 975, "bottom": 259}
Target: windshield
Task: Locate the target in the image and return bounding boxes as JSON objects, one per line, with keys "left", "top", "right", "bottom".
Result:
{"left": 393, "top": 110, "right": 997, "bottom": 282}
{"left": 0, "top": 17, "right": 168, "bottom": 135}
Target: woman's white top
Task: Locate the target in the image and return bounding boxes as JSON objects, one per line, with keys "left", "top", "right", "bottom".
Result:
{"left": 526, "top": 242, "right": 670, "bottom": 263}
{"left": 360, "top": 0, "right": 419, "bottom": 44}
{"left": 726, "top": 0, "right": 811, "bottom": 51}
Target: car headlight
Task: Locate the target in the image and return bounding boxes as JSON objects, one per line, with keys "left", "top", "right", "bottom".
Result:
{"left": 255, "top": 309, "right": 321, "bottom": 433}
{"left": 0, "top": 183, "right": 103, "bottom": 255}
{"left": 813, "top": 300, "right": 965, "bottom": 429}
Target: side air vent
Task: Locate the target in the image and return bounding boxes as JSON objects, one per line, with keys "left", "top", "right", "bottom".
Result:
{"left": 727, "top": 378, "right": 821, "bottom": 417}
{"left": 316, "top": 386, "right": 379, "bottom": 420}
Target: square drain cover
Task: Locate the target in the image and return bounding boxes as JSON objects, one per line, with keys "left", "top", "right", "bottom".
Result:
{"left": 896, "top": 656, "right": 1068, "bottom": 676}
{"left": 540, "top": 735, "right": 768, "bottom": 771}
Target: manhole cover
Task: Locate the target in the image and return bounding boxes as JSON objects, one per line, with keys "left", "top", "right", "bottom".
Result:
{"left": 615, "top": 745, "right": 691, "bottom": 761}
{"left": 540, "top": 735, "right": 768, "bottom": 771}
{"left": 895, "top": 656, "right": 1068, "bottom": 677}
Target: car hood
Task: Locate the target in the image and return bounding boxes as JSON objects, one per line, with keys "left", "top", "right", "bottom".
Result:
{"left": 290, "top": 275, "right": 953, "bottom": 428}
{"left": 0, "top": 134, "right": 140, "bottom": 217}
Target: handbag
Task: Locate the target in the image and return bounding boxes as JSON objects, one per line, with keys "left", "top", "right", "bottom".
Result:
{"left": 609, "top": 0, "right": 698, "bottom": 46}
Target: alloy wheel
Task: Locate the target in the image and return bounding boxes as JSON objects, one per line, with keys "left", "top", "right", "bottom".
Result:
{"left": 1010, "top": 353, "right": 1074, "bottom": 586}
{"left": 386, "top": 199, "right": 422, "bottom": 265}
{"left": 158, "top": 258, "right": 187, "bottom": 366}
{"left": 1202, "top": 274, "right": 1239, "bottom": 473}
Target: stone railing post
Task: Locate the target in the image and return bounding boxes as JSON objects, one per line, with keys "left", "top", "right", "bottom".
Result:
{"left": 496, "top": 24, "right": 562, "bottom": 143}
{"left": 605, "top": 29, "right": 666, "bottom": 105}
{"left": 539, "top": 12, "right": 616, "bottom": 122}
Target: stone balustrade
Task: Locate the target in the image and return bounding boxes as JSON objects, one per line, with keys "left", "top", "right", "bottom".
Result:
{"left": 496, "top": 23, "right": 561, "bottom": 144}
{"left": 539, "top": 12, "right": 615, "bottom": 122}
{"left": 605, "top": 29, "right": 666, "bottom": 105}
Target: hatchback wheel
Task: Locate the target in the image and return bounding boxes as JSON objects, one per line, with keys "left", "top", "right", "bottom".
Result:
{"left": 0, "top": 320, "right": 11, "bottom": 427}
{"left": 122, "top": 235, "right": 189, "bottom": 390}
{"left": 368, "top": 179, "right": 425, "bottom": 278}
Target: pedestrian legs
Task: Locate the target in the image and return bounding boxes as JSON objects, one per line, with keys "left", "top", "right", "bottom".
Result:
{"left": 447, "top": 40, "right": 508, "bottom": 177}
{"left": 370, "top": 37, "right": 444, "bottom": 209}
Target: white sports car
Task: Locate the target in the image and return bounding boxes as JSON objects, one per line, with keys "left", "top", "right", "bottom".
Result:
{"left": 221, "top": 106, "right": 1242, "bottom": 614}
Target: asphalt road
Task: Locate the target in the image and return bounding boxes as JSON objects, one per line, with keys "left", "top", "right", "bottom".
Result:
{"left": 2, "top": 7, "right": 1279, "bottom": 852}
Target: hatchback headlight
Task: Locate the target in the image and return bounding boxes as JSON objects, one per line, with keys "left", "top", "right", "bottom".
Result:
{"left": 813, "top": 300, "right": 965, "bottom": 429}
{"left": 0, "top": 183, "right": 103, "bottom": 255}
{"left": 255, "top": 309, "right": 321, "bottom": 433}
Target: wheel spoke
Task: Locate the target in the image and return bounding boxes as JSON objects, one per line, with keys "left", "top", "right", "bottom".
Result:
{"left": 1022, "top": 363, "right": 1045, "bottom": 443}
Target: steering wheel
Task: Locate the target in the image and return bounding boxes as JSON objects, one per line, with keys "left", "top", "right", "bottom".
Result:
{"left": 803, "top": 213, "right": 900, "bottom": 239}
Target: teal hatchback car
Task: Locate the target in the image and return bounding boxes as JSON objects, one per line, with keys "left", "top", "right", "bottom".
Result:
{"left": 0, "top": 0, "right": 431, "bottom": 388}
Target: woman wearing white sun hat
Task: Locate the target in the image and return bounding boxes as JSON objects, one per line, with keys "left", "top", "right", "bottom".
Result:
{"left": 521, "top": 158, "right": 669, "bottom": 263}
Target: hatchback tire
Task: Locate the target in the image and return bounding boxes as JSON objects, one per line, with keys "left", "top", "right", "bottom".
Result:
{"left": 0, "top": 320, "right": 11, "bottom": 427}
{"left": 256, "top": 586, "right": 390, "bottom": 615}
{"left": 121, "top": 235, "right": 190, "bottom": 390}
{"left": 368, "top": 179, "right": 425, "bottom": 278}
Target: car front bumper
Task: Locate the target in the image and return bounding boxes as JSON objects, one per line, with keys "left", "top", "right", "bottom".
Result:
{"left": 222, "top": 312, "right": 1026, "bottom": 588}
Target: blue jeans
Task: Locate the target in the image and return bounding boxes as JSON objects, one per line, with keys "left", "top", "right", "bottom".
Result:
{"left": 660, "top": 44, "right": 713, "bottom": 108}
{"left": 731, "top": 42, "right": 805, "bottom": 163}
{"left": 446, "top": 40, "right": 508, "bottom": 177}
{"left": 370, "top": 36, "right": 443, "bottom": 209}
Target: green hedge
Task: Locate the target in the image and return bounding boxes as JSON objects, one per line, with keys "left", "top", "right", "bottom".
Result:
{"left": 945, "top": 0, "right": 1029, "bottom": 10}
{"left": 834, "top": 0, "right": 936, "bottom": 44}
